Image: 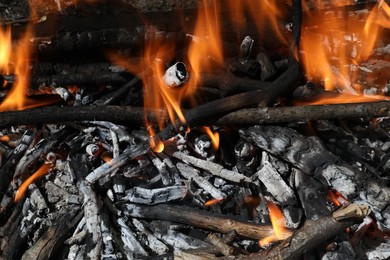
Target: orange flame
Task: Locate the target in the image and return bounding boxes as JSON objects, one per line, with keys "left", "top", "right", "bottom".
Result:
{"left": 108, "top": 1, "right": 226, "bottom": 152}
{"left": 300, "top": 0, "right": 390, "bottom": 102}
{"left": 259, "top": 201, "right": 291, "bottom": 247}
{"left": 201, "top": 126, "right": 219, "bottom": 150}
{"left": 0, "top": 27, "right": 11, "bottom": 75}
{"left": 0, "top": 27, "right": 59, "bottom": 111}
{"left": 225, "top": 0, "right": 288, "bottom": 44}
{"left": 15, "top": 163, "right": 52, "bottom": 202}
{"left": 187, "top": 0, "right": 223, "bottom": 88}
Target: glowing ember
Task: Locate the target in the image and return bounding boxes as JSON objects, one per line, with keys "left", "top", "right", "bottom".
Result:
{"left": 328, "top": 189, "right": 349, "bottom": 207}
{"left": 201, "top": 126, "right": 219, "bottom": 150}
{"left": 204, "top": 198, "right": 223, "bottom": 206}
{"left": 15, "top": 163, "right": 52, "bottom": 202}
{"left": 0, "top": 135, "right": 10, "bottom": 142}
{"left": 259, "top": 201, "right": 291, "bottom": 247}
{"left": 101, "top": 152, "right": 113, "bottom": 164}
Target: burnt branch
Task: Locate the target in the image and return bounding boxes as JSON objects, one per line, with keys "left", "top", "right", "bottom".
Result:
{"left": 216, "top": 101, "right": 390, "bottom": 125}
{"left": 245, "top": 204, "right": 370, "bottom": 260}
{"left": 21, "top": 206, "right": 82, "bottom": 260}
{"left": 0, "top": 101, "right": 389, "bottom": 130}
{"left": 121, "top": 203, "right": 276, "bottom": 240}
{"left": 3, "top": 72, "right": 131, "bottom": 88}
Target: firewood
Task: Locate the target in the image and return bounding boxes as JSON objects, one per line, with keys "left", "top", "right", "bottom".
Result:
{"left": 176, "top": 162, "right": 226, "bottom": 200}
{"left": 0, "top": 130, "right": 35, "bottom": 202}
{"left": 20, "top": 206, "right": 82, "bottom": 260}
{"left": 116, "top": 217, "right": 149, "bottom": 258}
{"left": 122, "top": 186, "right": 188, "bottom": 205}
{"left": 244, "top": 125, "right": 390, "bottom": 222}
{"left": 85, "top": 142, "right": 149, "bottom": 183}
{"left": 254, "top": 151, "right": 297, "bottom": 206}
{"left": 131, "top": 218, "right": 169, "bottom": 255}
{"left": 293, "top": 169, "right": 331, "bottom": 220}
{"left": 242, "top": 204, "right": 370, "bottom": 260}
{"left": 121, "top": 203, "right": 277, "bottom": 240}
{"left": 168, "top": 150, "right": 250, "bottom": 183}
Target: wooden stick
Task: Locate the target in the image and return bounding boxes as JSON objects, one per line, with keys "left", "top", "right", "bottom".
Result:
{"left": 216, "top": 101, "right": 390, "bottom": 125}
{"left": 0, "top": 100, "right": 388, "bottom": 131}
{"left": 121, "top": 203, "right": 276, "bottom": 240}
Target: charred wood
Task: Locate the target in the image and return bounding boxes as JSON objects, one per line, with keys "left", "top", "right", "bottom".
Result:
{"left": 121, "top": 203, "right": 276, "bottom": 240}
{"left": 0, "top": 130, "right": 35, "bottom": 202}
{"left": 244, "top": 125, "right": 390, "bottom": 224}
{"left": 21, "top": 206, "right": 82, "bottom": 260}
{"left": 217, "top": 101, "right": 390, "bottom": 125}
{"left": 168, "top": 150, "right": 250, "bottom": 183}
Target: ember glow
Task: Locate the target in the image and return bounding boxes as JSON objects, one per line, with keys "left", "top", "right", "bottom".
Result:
{"left": 14, "top": 163, "right": 52, "bottom": 202}
{"left": 204, "top": 198, "right": 223, "bottom": 207}
{"left": 259, "top": 201, "right": 292, "bottom": 247}
{"left": 301, "top": 0, "right": 390, "bottom": 104}
{"left": 328, "top": 189, "right": 349, "bottom": 207}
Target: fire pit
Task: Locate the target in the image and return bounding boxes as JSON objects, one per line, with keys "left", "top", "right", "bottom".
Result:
{"left": 0, "top": 0, "right": 389, "bottom": 259}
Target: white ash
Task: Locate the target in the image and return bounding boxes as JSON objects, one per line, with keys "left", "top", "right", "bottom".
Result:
{"left": 194, "top": 135, "right": 215, "bottom": 161}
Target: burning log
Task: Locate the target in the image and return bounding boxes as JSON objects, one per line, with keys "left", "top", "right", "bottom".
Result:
{"left": 245, "top": 203, "right": 370, "bottom": 260}
{"left": 121, "top": 203, "right": 277, "bottom": 240}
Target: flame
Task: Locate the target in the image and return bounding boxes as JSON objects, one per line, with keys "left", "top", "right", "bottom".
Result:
{"left": 300, "top": 0, "right": 390, "bottom": 102}
{"left": 201, "top": 126, "right": 219, "bottom": 150}
{"left": 107, "top": 1, "right": 226, "bottom": 152}
{"left": 0, "top": 27, "right": 59, "bottom": 111}
{"left": 225, "top": 0, "right": 287, "bottom": 44}
{"left": 186, "top": 0, "right": 223, "bottom": 88}
{"left": 204, "top": 198, "right": 223, "bottom": 207}
{"left": 0, "top": 27, "right": 11, "bottom": 75}
{"left": 15, "top": 163, "right": 52, "bottom": 202}
{"left": 259, "top": 201, "right": 291, "bottom": 247}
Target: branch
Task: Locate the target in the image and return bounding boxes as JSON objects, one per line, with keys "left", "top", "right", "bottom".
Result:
{"left": 216, "top": 101, "right": 390, "bottom": 125}
{"left": 244, "top": 204, "right": 370, "bottom": 260}
{"left": 121, "top": 203, "right": 277, "bottom": 240}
